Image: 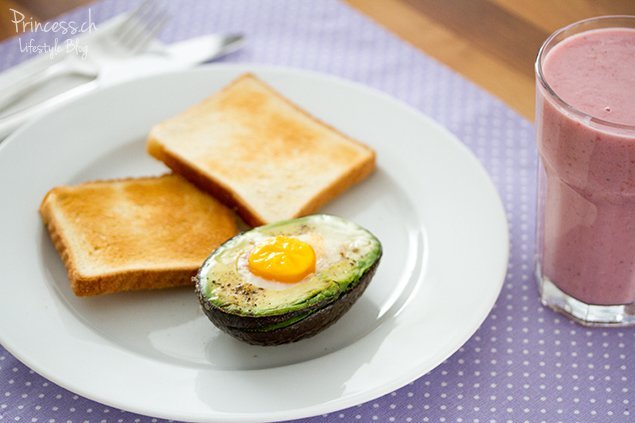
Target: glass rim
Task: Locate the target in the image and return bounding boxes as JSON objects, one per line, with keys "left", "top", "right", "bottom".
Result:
{"left": 535, "top": 15, "right": 635, "bottom": 131}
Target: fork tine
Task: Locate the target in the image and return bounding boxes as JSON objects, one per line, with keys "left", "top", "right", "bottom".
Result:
{"left": 123, "top": 12, "right": 169, "bottom": 54}
{"left": 113, "top": 0, "right": 154, "bottom": 45}
{"left": 113, "top": 0, "right": 168, "bottom": 55}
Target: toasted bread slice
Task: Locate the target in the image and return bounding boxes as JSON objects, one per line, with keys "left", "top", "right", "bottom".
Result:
{"left": 39, "top": 174, "right": 238, "bottom": 296}
{"left": 147, "top": 73, "right": 376, "bottom": 227}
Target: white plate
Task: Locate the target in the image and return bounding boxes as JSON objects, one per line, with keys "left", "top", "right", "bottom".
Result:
{"left": 0, "top": 65, "right": 508, "bottom": 422}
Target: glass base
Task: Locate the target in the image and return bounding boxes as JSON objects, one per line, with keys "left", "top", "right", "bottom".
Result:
{"left": 536, "top": 264, "right": 635, "bottom": 327}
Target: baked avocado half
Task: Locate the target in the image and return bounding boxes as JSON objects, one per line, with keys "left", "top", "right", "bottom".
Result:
{"left": 195, "top": 214, "right": 382, "bottom": 345}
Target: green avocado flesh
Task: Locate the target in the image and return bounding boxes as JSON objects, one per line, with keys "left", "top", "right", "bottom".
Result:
{"left": 195, "top": 214, "right": 382, "bottom": 343}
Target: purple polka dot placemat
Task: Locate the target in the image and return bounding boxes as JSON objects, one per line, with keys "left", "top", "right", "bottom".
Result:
{"left": 1, "top": 1, "right": 633, "bottom": 422}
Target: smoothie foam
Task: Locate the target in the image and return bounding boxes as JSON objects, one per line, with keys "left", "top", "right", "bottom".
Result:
{"left": 537, "top": 27, "right": 635, "bottom": 305}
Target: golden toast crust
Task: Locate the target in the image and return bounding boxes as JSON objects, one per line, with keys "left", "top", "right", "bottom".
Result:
{"left": 147, "top": 73, "right": 376, "bottom": 226}
{"left": 39, "top": 174, "right": 238, "bottom": 296}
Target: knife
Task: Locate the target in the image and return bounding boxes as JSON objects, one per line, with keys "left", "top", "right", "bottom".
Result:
{"left": 163, "top": 33, "right": 244, "bottom": 65}
{"left": 0, "top": 33, "right": 245, "bottom": 139}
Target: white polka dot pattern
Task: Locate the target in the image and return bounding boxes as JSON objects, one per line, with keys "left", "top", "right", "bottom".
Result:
{"left": 0, "top": 1, "right": 633, "bottom": 422}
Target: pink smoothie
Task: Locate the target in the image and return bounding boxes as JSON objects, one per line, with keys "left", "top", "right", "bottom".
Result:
{"left": 537, "top": 27, "right": 635, "bottom": 305}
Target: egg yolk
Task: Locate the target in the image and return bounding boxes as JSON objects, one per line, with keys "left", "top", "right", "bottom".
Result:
{"left": 247, "top": 236, "right": 316, "bottom": 283}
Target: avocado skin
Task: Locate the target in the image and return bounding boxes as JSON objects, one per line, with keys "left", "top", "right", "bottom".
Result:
{"left": 195, "top": 285, "right": 328, "bottom": 330}
{"left": 198, "top": 256, "right": 380, "bottom": 346}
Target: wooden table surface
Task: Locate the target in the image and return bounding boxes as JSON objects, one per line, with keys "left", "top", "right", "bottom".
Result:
{"left": 346, "top": 0, "right": 635, "bottom": 120}
{"left": 2, "top": 0, "right": 635, "bottom": 120}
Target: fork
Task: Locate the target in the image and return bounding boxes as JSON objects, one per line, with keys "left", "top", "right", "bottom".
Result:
{"left": 0, "top": 0, "right": 168, "bottom": 112}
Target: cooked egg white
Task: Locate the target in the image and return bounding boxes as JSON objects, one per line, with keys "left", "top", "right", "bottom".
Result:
{"left": 235, "top": 218, "right": 374, "bottom": 291}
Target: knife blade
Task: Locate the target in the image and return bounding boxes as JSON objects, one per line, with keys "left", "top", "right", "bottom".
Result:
{"left": 163, "top": 33, "right": 245, "bottom": 66}
{"left": 0, "top": 33, "right": 246, "bottom": 139}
